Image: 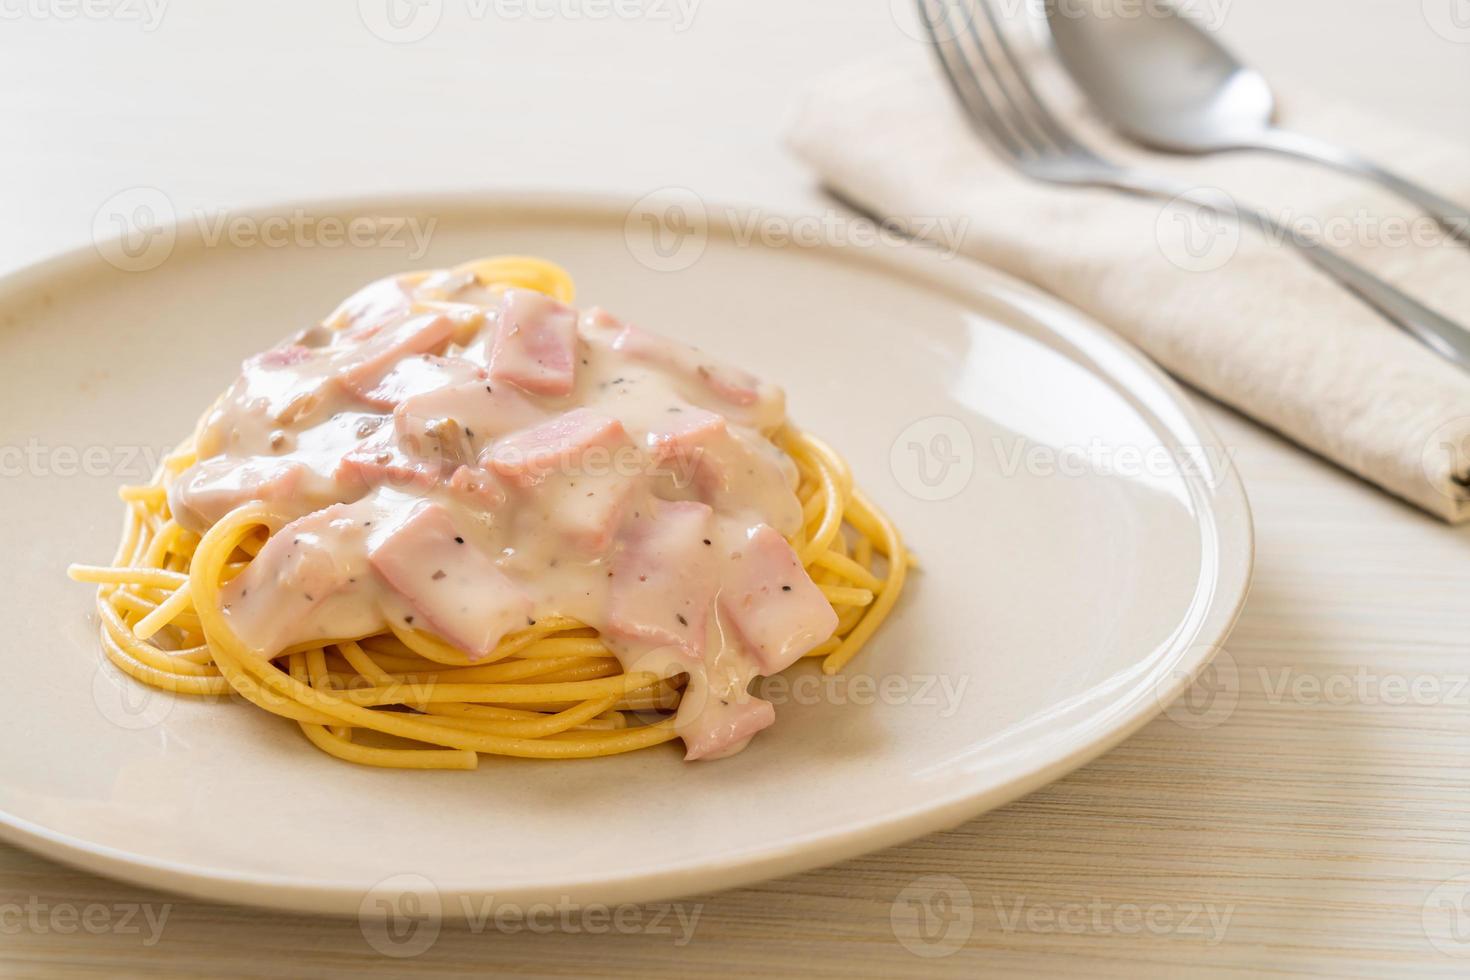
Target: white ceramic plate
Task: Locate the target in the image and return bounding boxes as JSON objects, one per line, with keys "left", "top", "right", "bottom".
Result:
{"left": 0, "top": 193, "right": 1251, "bottom": 916}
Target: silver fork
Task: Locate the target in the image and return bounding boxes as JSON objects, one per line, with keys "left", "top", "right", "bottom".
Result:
{"left": 916, "top": 0, "right": 1470, "bottom": 370}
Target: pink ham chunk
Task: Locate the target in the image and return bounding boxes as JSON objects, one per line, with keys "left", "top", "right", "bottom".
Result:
{"left": 682, "top": 698, "right": 776, "bottom": 761}
{"left": 485, "top": 409, "right": 631, "bottom": 488}
{"left": 394, "top": 378, "right": 546, "bottom": 447}
{"left": 220, "top": 503, "right": 360, "bottom": 654}
{"left": 325, "top": 274, "right": 414, "bottom": 335}
{"left": 230, "top": 346, "right": 334, "bottom": 425}
{"left": 256, "top": 344, "right": 313, "bottom": 369}
{"left": 645, "top": 406, "right": 726, "bottom": 490}
{"left": 337, "top": 422, "right": 457, "bottom": 492}
{"left": 483, "top": 290, "right": 579, "bottom": 396}
{"left": 720, "top": 525, "right": 837, "bottom": 672}
{"left": 644, "top": 416, "right": 801, "bottom": 533}
{"left": 646, "top": 405, "right": 726, "bottom": 456}
{"left": 368, "top": 503, "right": 530, "bottom": 658}
{"left": 168, "top": 457, "right": 309, "bottom": 534}
{"left": 606, "top": 500, "right": 717, "bottom": 659}
{"left": 337, "top": 312, "right": 455, "bottom": 402}
{"left": 527, "top": 470, "right": 640, "bottom": 553}
{"left": 582, "top": 308, "right": 782, "bottom": 424}
{"left": 357, "top": 355, "right": 487, "bottom": 411}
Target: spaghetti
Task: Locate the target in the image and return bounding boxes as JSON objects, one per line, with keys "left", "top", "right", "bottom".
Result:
{"left": 70, "top": 257, "right": 908, "bottom": 770}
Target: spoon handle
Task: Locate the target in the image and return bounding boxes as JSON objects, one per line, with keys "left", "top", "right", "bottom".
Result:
{"left": 1248, "top": 128, "right": 1470, "bottom": 246}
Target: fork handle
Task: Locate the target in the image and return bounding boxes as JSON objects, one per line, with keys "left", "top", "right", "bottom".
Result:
{"left": 1245, "top": 128, "right": 1470, "bottom": 247}
{"left": 1161, "top": 187, "right": 1470, "bottom": 370}
{"left": 1282, "top": 224, "right": 1470, "bottom": 366}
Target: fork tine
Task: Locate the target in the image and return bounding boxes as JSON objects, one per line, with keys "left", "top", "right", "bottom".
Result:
{"left": 917, "top": 0, "right": 1036, "bottom": 164}
{"left": 930, "top": 4, "right": 1470, "bottom": 366}
{"left": 953, "top": 2, "right": 1067, "bottom": 158}
{"left": 971, "top": 0, "right": 1084, "bottom": 155}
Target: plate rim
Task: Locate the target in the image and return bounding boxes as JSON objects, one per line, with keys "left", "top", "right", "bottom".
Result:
{"left": 0, "top": 189, "right": 1254, "bottom": 915}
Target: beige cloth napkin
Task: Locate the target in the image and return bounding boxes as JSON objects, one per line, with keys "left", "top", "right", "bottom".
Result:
{"left": 786, "top": 51, "right": 1470, "bottom": 522}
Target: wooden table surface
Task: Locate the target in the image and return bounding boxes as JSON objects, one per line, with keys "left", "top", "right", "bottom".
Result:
{"left": 4, "top": 2, "right": 1470, "bottom": 976}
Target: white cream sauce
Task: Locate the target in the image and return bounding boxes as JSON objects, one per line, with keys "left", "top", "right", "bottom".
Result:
{"left": 171, "top": 270, "right": 838, "bottom": 760}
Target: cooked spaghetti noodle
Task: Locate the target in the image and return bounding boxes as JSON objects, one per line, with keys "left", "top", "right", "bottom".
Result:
{"left": 70, "top": 257, "right": 908, "bottom": 770}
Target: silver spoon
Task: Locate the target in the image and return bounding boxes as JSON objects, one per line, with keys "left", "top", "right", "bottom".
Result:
{"left": 1045, "top": 1, "right": 1470, "bottom": 244}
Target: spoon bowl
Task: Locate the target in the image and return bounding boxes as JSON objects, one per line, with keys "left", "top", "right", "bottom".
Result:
{"left": 1044, "top": 0, "right": 1470, "bottom": 241}
{"left": 1046, "top": 4, "right": 1275, "bottom": 151}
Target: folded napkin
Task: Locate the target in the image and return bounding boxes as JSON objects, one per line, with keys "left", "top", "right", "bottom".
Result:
{"left": 787, "top": 48, "right": 1470, "bottom": 522}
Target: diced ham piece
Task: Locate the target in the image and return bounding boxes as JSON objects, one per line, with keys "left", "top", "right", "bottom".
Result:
{"left": 337, "top": 313, "right": 454, "bottom": 402}
{"left": 394, "top": 379, "right": 545, "bottom": 446}
{"left": 693, "top": 363, "right": 762, "bottom": 407}
{"left": 581, "top": 308, "right": 783, "bottom": 426}
{"left": 232, "top": 346, "right": 333, "bottom": 425}
{"left": 642, "top": 418, "right": 801, "bottom": 534}
{"left": 484, "top": 290, "right": 579, "bottom": 396}
{"left": 681, "top": 698, "right": 776, "bottom": 762}
{"left": 220, "top": 503, "right": 361, "bottom": 654}
{"left": 368, "top": 503, "right": 530, "bottom": 658}
{"left": 646, "top": 406, "right": 726, "bottom": 458}
{"left": 336, "top": 422, "right": 452, "bottom": 492}
{"left": 357, "top": 355, "right": 487, "bottom": 410}
{"left": 256, "top": 344, "right": 313, "bottom": 369}
{"left": 526, "top": 470, "right": 640, "bottom": 553}
{"left": 168, "top": 457, "right": 309, "bottom": 534}
{"left": 719, "top": 525, "right": 837, "bottom": 672}
{"left": 579, "top": 308, "right": 622, "bottom": 337}
{"left": 324, "top": 274, "right": 414, "bottom": 335}
{"left": 606, "top": 500, "right": 717, "bottom": 659}
{"left": 485, "top": 409, "right": 630, "bottom": 488}
{"left": 645, "top": 406, "right": 726, "bottom": 490}
{"left": 282, "top": 413, "right": 381, "bottom": 495}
